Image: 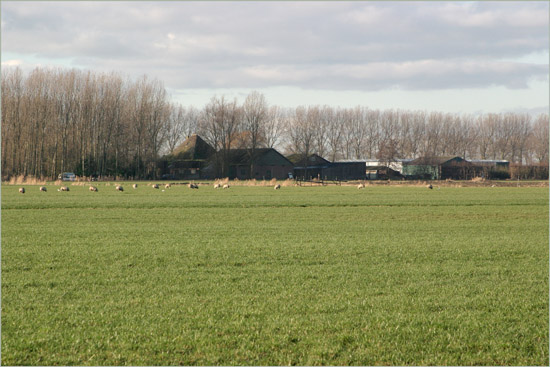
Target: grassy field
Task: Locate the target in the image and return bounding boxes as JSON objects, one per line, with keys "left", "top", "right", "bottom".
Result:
{"left": 1, "top": 182, "right": 548, "bottom": 365}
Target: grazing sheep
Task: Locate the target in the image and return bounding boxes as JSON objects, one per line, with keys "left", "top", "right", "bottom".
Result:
{"left": 89, "top": 186, "right": 98, "bottom": 192}
{"left": 152, "top": 184, "right": 159, "bottom": 189}
{"left": 223, "top": 184, "right": 230, "bottom": 189}
{"left": 39, "top": 186, "right": 47, "bottom": 192}
{"left": 132, "top": 183, "right": 138, "bottom": 189}
{"left": 19, "top": 187, "right": 25, "bottom": 194}
{"left": 213, "top": 183, "right": 221, "bottom": 189}
{"left": 60, "top": 186, "right": 70, "bottom": 192}
{"left": 428, "top": 184, "right": 433, "bottom": 189}
{"left": 357, "top": 183, "right": 365, "bottom": 189}
{"left": 274, "top": 184, "right": 281, "bottom": 190}
{"left": 115, "top": 185, "right": 124, "bottom": 192}
{"left": 188, "top": 183, "right": 199, "bottom": 189}
{"left": 165, "top": 183, "right": 171, "bottom": 189}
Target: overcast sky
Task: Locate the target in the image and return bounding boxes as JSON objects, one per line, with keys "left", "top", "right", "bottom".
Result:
{"left": 1, "top": 1, "right": 548, "bottom": 115}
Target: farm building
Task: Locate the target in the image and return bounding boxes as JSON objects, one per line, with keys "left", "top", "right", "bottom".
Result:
{"left": 468, "top": 159, "right": 509, "bottom": 168}
{"left": 365, "top": 158, "right": 413, "bottom": 175}
{"left": 167, "top": 134, "right": 216, "bottom": 179}
{"left": 365, "top": 166, "right": 402, "bottom": 180}
{"left": 402, "top": 156, "right": 473, "bottom": 180}
{"left": 324, "top": 160, "right": 368, "bottom": 181}
{"left": 227, "top": 148, "right": 294, "bottom": 180}
{"left": 468, "top": 159, "right": 510, "bottom": 179}
{"left": 287, "top": 154, "right": 331, "bottom": 180}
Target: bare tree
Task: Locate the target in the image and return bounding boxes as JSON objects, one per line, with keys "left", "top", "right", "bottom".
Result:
{"left": 423, "top": 111, "right": 445, "bottom": 156}
{"left": 198, "top": 95, "right": 241, "bottom": 177}
{"left": 326, "top": 106, "right": 344, "bottom": 161}
{"left": 508, "top": 113, "right": 532, "bottom": 163}
{"left": 242, "top": 91, "right": 268, "bottom": 177}
{"left": 263, "top": 105, "right": 287, "bottom": 150}
{"left": 165, "top": 104, "right": 186, "bottom": 154}
{"left": 310, "top": 105, "right": 330, "bottom": 159}
{"left": 530, "top": 114, "right": 549, "bottom": 163}
{"left": 287, "top": 106, "right": 316, "bottom": 178}
{"left": 400, "top": 110, "right": 425, "bottom": 158}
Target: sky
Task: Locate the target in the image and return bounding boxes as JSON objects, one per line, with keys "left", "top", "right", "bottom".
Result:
{"left": 1, "top": 1, "right": 549, "bottom": 115}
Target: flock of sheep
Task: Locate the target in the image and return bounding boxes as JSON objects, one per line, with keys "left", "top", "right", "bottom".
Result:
{"left": 17, "top": 182, "right": 280, "bottom": 193}
{"left": 18, "top": 182, "right": 435, "bottom": 193}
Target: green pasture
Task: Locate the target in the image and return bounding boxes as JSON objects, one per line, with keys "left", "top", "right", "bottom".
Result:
{"left": 1, "top": 183, "right": 548, "bottom": 365}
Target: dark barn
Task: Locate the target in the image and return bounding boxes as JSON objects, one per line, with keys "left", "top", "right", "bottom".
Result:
{"left": 324, "top": 161, "right": 367, "bottom": 181}
{"left": 228, "top": 148, "right": 294, "bottom": 180}
{"left": 403, "top": 156, "right": 473, "bottom": 180}
{"left": 167, "top": 134, "right": 215, "bottom": 179}
{"left": 287, "top": 154, "right": 331, "bottom": 180}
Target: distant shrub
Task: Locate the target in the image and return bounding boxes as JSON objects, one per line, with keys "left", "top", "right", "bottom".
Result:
{"left": 488, "top": 168, "right": 511, "bottom": 180}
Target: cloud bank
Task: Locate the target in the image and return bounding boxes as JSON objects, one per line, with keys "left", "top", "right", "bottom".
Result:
{"left": 1, "top": 1, "right": 548, "bottom": 93}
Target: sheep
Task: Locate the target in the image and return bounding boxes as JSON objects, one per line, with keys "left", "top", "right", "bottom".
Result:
{"left": 188, "top": 183, "right": 199, "bottom": 189}
{"left": 357, "top": 183, "right": 365, "bottom": 189}
{"left": 115, "top": 185, "right": 124, "bottom": 192}
{"left": 59, "top": 186, "right": 70, "bottom": 192}
{"left": 132, "top": 183, "right": 138, "bottom": 189}
{"left": 19, "top": 187, "right": 25, "bottom": 194}
{"left": 165, "top": 183, "right": 171, "bottom": 189}
{"left": 274, "top": 184, "right": 281, "bottom": 190}
{"left": 213, "top": 183, "right": 221, "bottom": 189}
{"left": 152, "top": 184, "right": 159, "bottom": 189}
{"left": 223, "top": 184, "right": 230, "bottom": 189}
{"left": 428, "top": 184, "right": 433, "bottom": 189}
{"left": 39, "top": 186, "right": 47, "bottom": 192}
{"left": 89, "top": 186, "right": 98, "bottom": 192}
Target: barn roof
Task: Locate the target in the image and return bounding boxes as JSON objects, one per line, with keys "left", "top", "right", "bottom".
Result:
{"left": 286, "top": 153, "right": 331, "bottom": 166}
{"left": 172, "top": 134, "right": 215, "bottom": 160}
{"left": 407, "top": 156, "right": 467, "bottom": 166}
{"left": 229, "top": 148, "right": 294, "bottom": 166}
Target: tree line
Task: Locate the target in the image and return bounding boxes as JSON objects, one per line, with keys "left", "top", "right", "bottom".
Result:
{"left": 2, "top": 67, "right": 548, "bottom": 180}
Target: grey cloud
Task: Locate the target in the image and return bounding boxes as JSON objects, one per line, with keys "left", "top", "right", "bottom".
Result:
{"left": 1, "top": 1, "right": 548, "bottom": 92}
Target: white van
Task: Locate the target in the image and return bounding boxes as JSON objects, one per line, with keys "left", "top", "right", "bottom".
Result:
{"left": 58, "top": 172, "right": 76, "bottom": 181}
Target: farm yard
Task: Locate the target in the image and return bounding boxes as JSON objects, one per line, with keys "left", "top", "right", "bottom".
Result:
{"left": 1, "top": 181, "right": 548, "bottom": 365}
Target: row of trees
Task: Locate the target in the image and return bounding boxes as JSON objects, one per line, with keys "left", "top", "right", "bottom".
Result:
{"left": 194, "top": 95, "right": 548, "bottom": 177}
{"left": 281, "top": 106, "right": 549, "bottom": 165}
{"left": 2, "top": 67, "right": 548, "bottom": 180}
{"left": 1, "top": 67, "right": 187, "bottom": 179}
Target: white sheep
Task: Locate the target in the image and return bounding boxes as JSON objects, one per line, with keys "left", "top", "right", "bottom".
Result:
{"left": 19, "top": 187, "right": 25, "bottom": 194}
{"left": 152, "top": 184, "right": 159, "bottom": 189}
{"left": 213, "top": 183, "right": 221, "bottom": 189}
{"left": 165, "top": 183, "right": 171, "bottom": 189}
{"left": 89, "top": 186, "right": 98, "bottom": 192}
{"left": 357, "top": 183, "right": 365, "bottom": 189}
{"left": 132, "top": 183, "right": 138, "bottom": 189}
{"left": 274, "top": 184, "right": 281, "bottom": 190}
{"left": 59, "top": 186, "right": 70, "bottom": 192}
{"left": 223, "top": 184, "right": 230, "bottom": 189}
{"left": 115, "top": 185, "right": 124, "bottom": 192}
{"left": 39, "top": 186, "right": 47, "bottom": 192}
